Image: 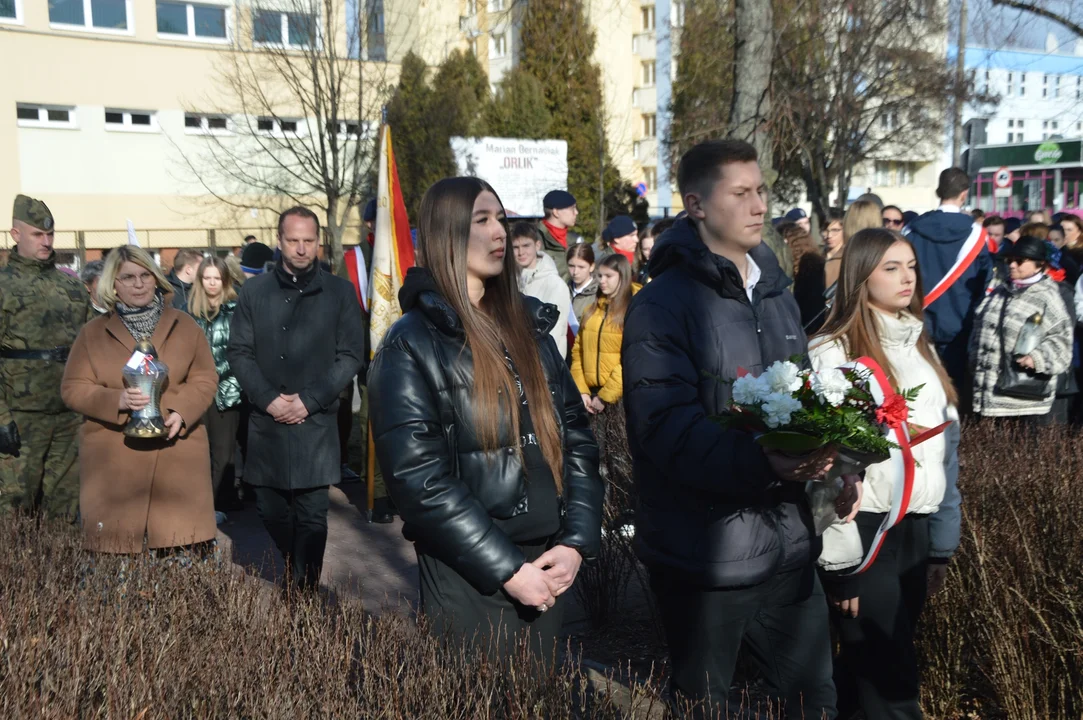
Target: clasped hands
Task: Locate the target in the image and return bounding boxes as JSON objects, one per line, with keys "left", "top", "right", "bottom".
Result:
{"left": 503, "top": 545, "right": 583, "bottom": 613}
{"left": 266, "top": 393, "right": 309, "bottom": 425}
{"left": 118, "top": 387, "right": 185, "bottom": 440}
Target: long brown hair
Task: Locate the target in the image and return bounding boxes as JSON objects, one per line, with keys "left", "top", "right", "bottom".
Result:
{"left": 188, "top": 256, "right": 237, "bottom": 321}
{"left": 788, "top": 230, "right": 821, "bottom": 275}
{"left": 816, "top": 228, "right": 958, "bottom": 406}
{"left": 417, "top": 177, "right": 564, "bottom": 490}
{"left": 583, "top": 254, "right": 634, "bottom": 329}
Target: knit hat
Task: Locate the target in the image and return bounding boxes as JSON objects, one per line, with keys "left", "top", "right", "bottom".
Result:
{"left": 240, "top": 242, "right": 274, "bottom": 274}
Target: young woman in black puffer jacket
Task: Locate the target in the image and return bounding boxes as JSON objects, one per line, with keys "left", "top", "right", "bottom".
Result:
{"left": 368, "top": 177, "right": 603, "bottom": 665}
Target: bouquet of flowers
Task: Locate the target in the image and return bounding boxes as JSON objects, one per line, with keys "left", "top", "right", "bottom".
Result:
{"left": 718, "top": 359, "right": 923, "bottom": 533}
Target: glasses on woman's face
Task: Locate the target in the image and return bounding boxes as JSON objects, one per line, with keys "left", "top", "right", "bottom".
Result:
{"left": 824, "top": 227, "right": 843, "bottom": 236}
{"left": 116, "top": 271, "right": 154, "bottom": 287}
{"left": 883, "top": 217, "right": 904, "bottom": 227}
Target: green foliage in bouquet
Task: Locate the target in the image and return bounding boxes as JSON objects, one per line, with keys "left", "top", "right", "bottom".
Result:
{"left": 712, "top": 361, "right": 922, "bottom": 458}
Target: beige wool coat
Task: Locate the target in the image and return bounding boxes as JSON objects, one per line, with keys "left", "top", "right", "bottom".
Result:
{"left": 61, "top": 305, "right": 218, "bottom": 553}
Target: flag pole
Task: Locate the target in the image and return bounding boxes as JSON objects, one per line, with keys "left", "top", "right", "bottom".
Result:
{"left": 366, "top": 419, "right": 376, "bottom": 521}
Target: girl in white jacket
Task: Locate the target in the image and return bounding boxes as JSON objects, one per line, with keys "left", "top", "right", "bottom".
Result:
{"left": 809, "top": 227, "right": 960, "bottom": 720}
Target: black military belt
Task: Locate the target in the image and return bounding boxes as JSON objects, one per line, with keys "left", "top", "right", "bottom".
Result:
{"left": 0, "top": 347, "right": 71, "bottom": 362}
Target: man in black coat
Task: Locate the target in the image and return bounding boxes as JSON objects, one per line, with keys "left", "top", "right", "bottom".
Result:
{"left": 228, "top": 207, "right": 364, "bottom": 591}
{"left": 622, "top": 140, "right": 838, "bottom": 718}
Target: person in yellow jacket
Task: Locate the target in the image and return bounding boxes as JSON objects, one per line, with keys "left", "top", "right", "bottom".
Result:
{"left": 570, "top": 254, "right": 640, "bottom": 413}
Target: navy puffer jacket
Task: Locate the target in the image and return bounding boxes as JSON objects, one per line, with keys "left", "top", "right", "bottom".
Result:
{"left": 622, "top": 218, "right": 817, "bottom": 588}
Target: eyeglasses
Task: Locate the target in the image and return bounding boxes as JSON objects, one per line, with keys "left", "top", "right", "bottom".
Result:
{"left": 883, "top": 218, "right": 904, "bottom": 227}
{"left": 116, "top": 271, "right": 154, "bottom": 287}
{"left": 824, "top": 227, "right": 843, "bottom": 235}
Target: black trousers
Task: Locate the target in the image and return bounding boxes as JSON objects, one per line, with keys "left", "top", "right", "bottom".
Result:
{"left": 651, "top": 564, "right": 837, "bottom": 719}
{"left": 253, "top": 485, "right": 330, "bottom": 590}
{"left": 416, "top": 540, "right": 565, "bottom": 668}
{"left": 203, "top": 405, "right": 240, "bottom": 507}
{"left": 832, "top": 513, "right": 930, "bottom": 720}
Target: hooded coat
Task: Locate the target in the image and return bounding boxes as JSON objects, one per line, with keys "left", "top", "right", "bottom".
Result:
{"left": 367, "top": 268, "right": 603, "bottom": 594}
{"left": 570, "top": 286, "right": 640, "bottom": 404}
{"left": 904, "top": 210, "right": 993, "bottom": 385}
{"left": 519, "top": 253, "right": 571, "bottom": 358}
{"left": 622, "top": 218, "right": 815, "bottom": 588}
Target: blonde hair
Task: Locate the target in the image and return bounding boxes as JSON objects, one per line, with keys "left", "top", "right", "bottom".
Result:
{"left": 188, "top": 256, "right": 237, "bottom": 320}
{"left": 223, "top": 254, "right": 246, "bottom": 286}
{"left": 843, "top": 200, "right": 883, "bottom": 242}
{"left": 98, "top": 246, "right": 173, "bottom": 311}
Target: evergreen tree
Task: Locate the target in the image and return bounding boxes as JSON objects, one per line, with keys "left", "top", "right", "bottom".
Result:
{"left": 484, "top": 68, "right": 552, "bottom": 139}
{"left": 431, "top": 50, "right": 491, "bottom": 139}
{"left": 385, "top": 52, "right": 450, "bottom": 220}
{"left": 519, "top": 0, "right": 626, "bottom": 238}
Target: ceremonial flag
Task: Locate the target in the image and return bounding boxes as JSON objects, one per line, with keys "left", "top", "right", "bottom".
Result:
{"left": 368, "top": 125, "right": 416, "bottom": 359}
{"left": 366, "top": 125, "right": 415, "bottom": 518}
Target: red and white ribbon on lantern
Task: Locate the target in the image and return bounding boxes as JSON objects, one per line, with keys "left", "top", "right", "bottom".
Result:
{"left": 841, "top": 356, "right": 950, "bottom": 575}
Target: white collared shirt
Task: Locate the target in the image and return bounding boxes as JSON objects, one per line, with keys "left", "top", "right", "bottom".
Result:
{"left": 939, "top": 203, "right": 961, "bottom": 213}
{"left": 745, "top": 253, "right": 761, "bottom": 302}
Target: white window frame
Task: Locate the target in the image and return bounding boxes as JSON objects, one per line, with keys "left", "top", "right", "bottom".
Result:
{"left": 328, "top": 119, "right": 373, "bottom": 140}
{"left": 184, "top": 112, "right": 233, "bottom": 135}
{"left": 642, "top": 61, "right": 656, "bottom": 87}
{"left": 641, "top": 5, "right": 655, "bottom": 31}
{"left": 252, "top": 7, "right": 321, "bottom": 50}
{"left": 1053, "top": 75, "right": 1060, "bottom": 98}
{"left": 0, "top": 0, "right": 24, "bottom": 25}
{"left": 156, "top": 1, "right": 232, "bottom": 44}
{"left": 490, "top": 32, "right": 507, "bottom": 58}
{"left": 16, "top": 103, "right": 78, "bottom": 130}
{"left": 672, "top": 1, "right": 684, "bottom": 26}
{"left": 643, "top": 113, "right": 656, "bottom": 137}
{"left": 255, "top": 116, "right": 305, "bottom": 138}
{"left": 644, "top": 166, "right": 657, "bottom": 190}
{"left": 465, "top": 0, "right": 477, "bottom": 14}
{"left": 104, "top": 108, "right": 159, "bottom": 133}
{"left": 1007, "top": 72, "right": 1013, "bottom": 95}
{"left": 49, "top": 0, "right": 135, "bottom": 36}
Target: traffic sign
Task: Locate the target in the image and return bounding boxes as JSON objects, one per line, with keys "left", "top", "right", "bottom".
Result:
{"left": 994, "top": 167, "right": 1012, "bottom": 189}
{"left": 636, "top": 182, "right": 648, "bottom": 197}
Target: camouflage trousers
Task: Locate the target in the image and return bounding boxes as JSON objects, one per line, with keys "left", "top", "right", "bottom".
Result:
{"left": 0, "top": 410, "right": 80, "bottom": 520}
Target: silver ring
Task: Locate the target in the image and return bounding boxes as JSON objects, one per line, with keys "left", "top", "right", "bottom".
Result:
{"left": 539, "top": 604, "right": 548, "bottom": 613}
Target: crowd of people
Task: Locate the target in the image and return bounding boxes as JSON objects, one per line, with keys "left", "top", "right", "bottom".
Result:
{"left": 2, "top": 137, "right": 1081, "bottom": 718}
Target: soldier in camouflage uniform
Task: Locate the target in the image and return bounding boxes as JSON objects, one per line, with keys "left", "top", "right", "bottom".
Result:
{"left": 0, "top": 195, "right": 93, "bottom": 519}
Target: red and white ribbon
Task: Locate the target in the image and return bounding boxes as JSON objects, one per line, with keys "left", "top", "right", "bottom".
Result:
{"left": 922, "top": 224, "right": 989, "bottom": 308}
{"left": 841, "top": 356, "right": 950, "bottom": 575}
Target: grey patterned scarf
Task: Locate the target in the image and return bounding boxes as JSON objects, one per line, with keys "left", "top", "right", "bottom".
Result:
{"left": 115, "top": 292, "right": 164, "bottom": 341}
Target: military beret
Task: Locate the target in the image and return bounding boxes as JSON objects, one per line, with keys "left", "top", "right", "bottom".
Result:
{"left": 13, "top": 194, "right": 54, "bottom": 231}
{"left": 605, "top": 215, "right": 636, "bottom": 239}
{"left": 783, "top": 207, "right": 807, "bottom": 222}
{"left": 543, "top": 190, "right": 576, "bottom": 210}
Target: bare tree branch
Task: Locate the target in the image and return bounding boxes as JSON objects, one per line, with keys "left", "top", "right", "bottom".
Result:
{"left": 989, "top": 0, "right": 1083, "bottom": 37}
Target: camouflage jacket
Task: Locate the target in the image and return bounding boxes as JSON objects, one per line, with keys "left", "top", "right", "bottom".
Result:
{"left": 0, "top": 252, "right": 93, "bottom": 418}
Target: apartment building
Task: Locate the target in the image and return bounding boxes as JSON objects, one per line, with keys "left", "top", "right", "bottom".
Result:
{"left": 0, "top": 0, "right": 476, "bottom": 262}
{"left": 962, "top": 38, "right": 1083, "bottom": 148}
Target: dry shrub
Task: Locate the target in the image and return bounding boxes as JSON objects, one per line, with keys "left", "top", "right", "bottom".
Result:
{"left": 0, "top": 513, "right": 688, "bottom": 719}
{"left": 918, "top": 419, "right": 1083, "bottom": 718}
{"left": 575, "top": 402, "right": 647, "bottom": 629}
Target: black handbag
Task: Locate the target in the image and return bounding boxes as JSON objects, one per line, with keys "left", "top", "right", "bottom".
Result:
{"left": 993, "top": 298, "right": 1053, "bottom": 400}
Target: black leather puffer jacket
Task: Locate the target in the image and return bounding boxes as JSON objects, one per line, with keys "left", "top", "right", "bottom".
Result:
{"left": 368, "top": 268, "right": 603, "bottom": 594}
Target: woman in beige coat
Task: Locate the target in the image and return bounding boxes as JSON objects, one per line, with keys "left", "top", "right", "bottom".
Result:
{"left": 62, "top": 246, "right": 218, "bottom": 554}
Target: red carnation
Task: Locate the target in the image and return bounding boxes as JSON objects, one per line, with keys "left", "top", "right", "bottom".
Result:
{"left": 1047, "top": 267, "right": 1067, "bottom": 283}
{"left": 875, "top": 394, "right": 909, "bottom": 426}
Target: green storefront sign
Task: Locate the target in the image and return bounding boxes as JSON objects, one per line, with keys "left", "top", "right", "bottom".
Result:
{"left": 1035, "top": 142, "right": 1064, "bottom": 164}
{"left": 971, "top": 139, "right": 1082, "bottom": 170}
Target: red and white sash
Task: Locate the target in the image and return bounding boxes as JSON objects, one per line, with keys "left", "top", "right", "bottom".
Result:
{"left": 841, "top": 357, "right": 951, "bottom": 575}
{"left": 922, "top": 224, "right": 989, "bottom": 308}
{"left": 345, "top": 246, "right": 369, "bottom": 313}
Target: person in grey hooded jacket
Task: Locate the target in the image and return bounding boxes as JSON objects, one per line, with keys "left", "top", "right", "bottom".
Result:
{"left": 512, "top": 222, "right": 571, "bottom": 358}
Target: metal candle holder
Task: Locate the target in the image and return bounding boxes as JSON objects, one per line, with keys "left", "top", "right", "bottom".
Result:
{"left": 122, "top": 339, "right": 169, "bottom": 439}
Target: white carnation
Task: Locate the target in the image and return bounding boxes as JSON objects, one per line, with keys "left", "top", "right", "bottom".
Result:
{"left": 811, "top": 367, "right": 851, "bottom": 407}
{"left": 732, "top": 374, "right": 770, "bottom": 406}
{"left": 763, "top": 360, "right": 804, "bottom": 394}
{"left": 761, "top": 392, "right": 803, "bottom": 428}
